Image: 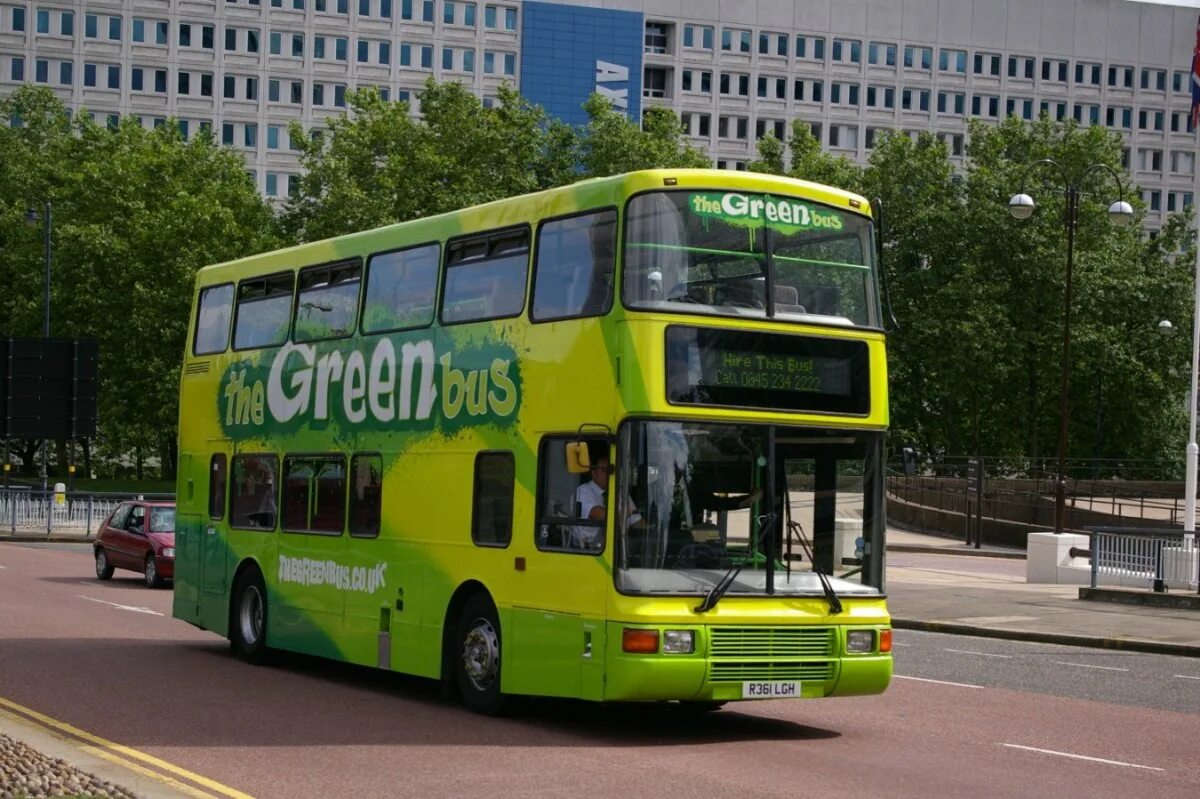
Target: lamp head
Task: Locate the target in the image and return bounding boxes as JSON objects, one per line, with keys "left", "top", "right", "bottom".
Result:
{"left": 1008, "top": 193, "right": 1036, "bottom": 220}
{"left": 1107, "top": 199, "right": 1134, "bottom": 227}
{"left": 1158, "top": 319, "right": 1175, "bottom": 336}
{"left": 23, "top": 208, "right": 40, "bottom": 227}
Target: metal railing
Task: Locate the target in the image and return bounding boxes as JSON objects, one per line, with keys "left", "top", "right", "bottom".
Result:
{"left": 1086, "top": 526, "right": 1200, "bottom": 593}
{"left": 0, "top": 489, "right": 171, "bottom": 536}
{"left": 887, "top": 460, "right": 1187, "bottom": 532}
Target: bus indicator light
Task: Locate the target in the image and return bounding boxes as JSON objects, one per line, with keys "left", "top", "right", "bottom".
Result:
{"left": 622, "top": 629, "right": 659, "bottom": 654}
{"left": 880, "top": 629, "right": 893, "bottom": 653}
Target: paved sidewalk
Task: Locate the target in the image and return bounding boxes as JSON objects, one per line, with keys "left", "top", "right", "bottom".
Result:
{"left": 885, "top": 528, "right": 1200, "bottom": 657}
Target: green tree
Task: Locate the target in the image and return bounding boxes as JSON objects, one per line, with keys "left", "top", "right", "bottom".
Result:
{"left": 748, "top": 121, "right": 864, "bottom": 192}
{"left": 576, "top": 94, "right": 710, "bottom": 177}
{"left": 283, "top": 82, "right": 579, "bottom": 241}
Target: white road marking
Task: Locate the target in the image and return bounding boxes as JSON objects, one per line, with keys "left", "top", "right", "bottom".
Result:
{"left": 77, "top": 595, "right": 163, "bottom": 616}
{"left": 1001, "top": 744, "right": 1163, "bottom": 772}
{"left": 894, "top": 675, "right": 982, "bottom": 689}
{"left": 1051, "top": 661, "right": 1129, "bottom": 672}
{"left": 944, "top": 648, "right": 1012, "bottom": 659}
{"left": 891, "top": 642, "right": 911, "bottom": 647}
{"left": 1173, "top": 674, "right": 1200, "bottom": 681}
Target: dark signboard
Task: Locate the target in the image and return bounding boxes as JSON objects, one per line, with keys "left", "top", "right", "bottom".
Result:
{"left": 666, "top": 326, "right": 869, "bottom": 415}
{"left": 0, "top": 338, "right": 98, "bottom": 439}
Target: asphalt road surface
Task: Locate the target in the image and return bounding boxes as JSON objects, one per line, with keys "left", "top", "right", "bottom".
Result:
{"left": 1, "top": 541, "right": 1197, "bottom": 798}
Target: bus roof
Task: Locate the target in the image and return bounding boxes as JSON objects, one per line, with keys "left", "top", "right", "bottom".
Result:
{"left": 196, "top": 168, "right": 872, "bottom": 281}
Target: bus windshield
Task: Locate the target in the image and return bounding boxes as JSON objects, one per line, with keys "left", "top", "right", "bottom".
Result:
{"left": 615, "top": 420, "right": 883, "bottom": 598}
{"left": 622, "top": 191, "right": 878, "bottom": 327}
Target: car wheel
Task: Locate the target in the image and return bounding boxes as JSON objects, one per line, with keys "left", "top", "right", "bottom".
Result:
{"left": 144, "top": 554, "right": 163, "bottom": 588}
{"left": 455, "top": 594, "right": 506, "bottom": 715}
{"left": 94, "top": 548, "right": 114, "bottom": 580}
{"left": 230, "top": 569, "right": 270, "bottom": 665}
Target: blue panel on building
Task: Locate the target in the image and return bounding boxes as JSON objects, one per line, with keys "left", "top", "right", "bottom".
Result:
{"left": 520, "top": 1, "right": 643, "bottom": 126}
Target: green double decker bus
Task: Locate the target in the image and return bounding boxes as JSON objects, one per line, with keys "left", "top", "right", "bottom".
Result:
{"left": 173, "top": 169, "right": 892, "bottom": 713}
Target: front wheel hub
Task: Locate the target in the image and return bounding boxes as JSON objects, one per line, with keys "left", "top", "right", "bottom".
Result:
{"left": 462, "top": 619, "right": 499, "bottom": 691}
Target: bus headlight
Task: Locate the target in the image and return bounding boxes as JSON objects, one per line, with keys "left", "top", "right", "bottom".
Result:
{"left": 846, "top": 630, "right": 875, "bottom": 653}
{"left": 662, "top": 630, "right": 694, "bottom": 654}
{"left": 161, "top": 547, "right": 175, "bottom": 558}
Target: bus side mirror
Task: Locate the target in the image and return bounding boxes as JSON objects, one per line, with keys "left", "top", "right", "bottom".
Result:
{"left": 565, "top": 442, "right": 591, "bottom": 474}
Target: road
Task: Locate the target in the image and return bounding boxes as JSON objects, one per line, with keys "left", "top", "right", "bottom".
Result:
{"left": 1, "top": 541, "right": 1197, "bottom": 798}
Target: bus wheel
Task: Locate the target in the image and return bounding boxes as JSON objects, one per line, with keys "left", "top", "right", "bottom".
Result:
{"left": 230, "top": 569, "right": 270, "bottom": 665}
{"left": 679, "top": 701, "right": 727, "bottom": 713}
{"left": 455, "top": 594, "right": 506, "bottom": 715}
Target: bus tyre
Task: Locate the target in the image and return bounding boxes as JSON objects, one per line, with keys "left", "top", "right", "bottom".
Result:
{"left": 144, "top": 555, "right": 163, "bottom": 588}
{"left": 230, "top": 570, "right": 270, "bottom": 665}
{"left": 680, "top": 701, "right": 727, "bottom": 713}
{"left": 94, "top": 548, "right": 114, "bottom": 580}
{"left": 455, "top": 594, "right": 506, "bottom": 715}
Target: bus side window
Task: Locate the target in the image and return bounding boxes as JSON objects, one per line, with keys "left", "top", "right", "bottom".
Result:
{"left": 531, "top": 209, "right": 617, "bottom": 322}
{"left": 281, "top": 455, "right": 346, "bottom": 535}
{"left": 233, "top": 272, "right": 294, "bottom": 351}
{"left": 471, "top": 452, "right": 514, "bottom": 548}
{"left": 194, "top": 284, "right": 234, "bottom": 356}
{"left": 442, "top": 227, "right": 530, "bottom": 324}
{"left": 362, "top": 244, "right": 440, "bottom": 333}
{"left": 229, "top": 454, "right": 279, "bottom": 531}
{"left": 349, "top": 454, "right": 382, "bottom": 538}
{"left": 535, "top": 437, "right": 606, "bottom": 554}
{"left": 209, "top": 454, "right": 227, "bottom": 521}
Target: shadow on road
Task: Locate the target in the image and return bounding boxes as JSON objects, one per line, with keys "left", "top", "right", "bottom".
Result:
{"left": 0, "top": 637, "right": 843, "bottom": 749}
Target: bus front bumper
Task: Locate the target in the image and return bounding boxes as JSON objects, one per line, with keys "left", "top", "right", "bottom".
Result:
{"left": 602, "top": 622, "right": 892, "bottom": 702}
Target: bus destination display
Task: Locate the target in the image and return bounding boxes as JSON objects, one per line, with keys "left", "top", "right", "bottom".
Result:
{"left": 666, "top": 326, "right": 870, "bottom": 415}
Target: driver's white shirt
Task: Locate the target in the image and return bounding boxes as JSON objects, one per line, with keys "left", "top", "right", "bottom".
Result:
{"left": 572, "top": 480, "right": 605, "bottom": 549}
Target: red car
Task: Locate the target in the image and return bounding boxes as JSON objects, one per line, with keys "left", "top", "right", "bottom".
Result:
{"left": 93, "top": 500, "right": 176, "bottom": 588}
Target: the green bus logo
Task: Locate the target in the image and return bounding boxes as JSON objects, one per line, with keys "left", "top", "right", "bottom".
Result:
{"left": 690, "top": 192, "right": 845, "bottom": 233}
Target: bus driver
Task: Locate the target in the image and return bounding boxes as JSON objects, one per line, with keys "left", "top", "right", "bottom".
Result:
{"left": 572, "top": 456, "right": 642, "bottom": 551}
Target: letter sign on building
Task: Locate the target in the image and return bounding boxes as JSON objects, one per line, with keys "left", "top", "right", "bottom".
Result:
{"left": 595, "top": 60, "right": 629, "bottom": 111}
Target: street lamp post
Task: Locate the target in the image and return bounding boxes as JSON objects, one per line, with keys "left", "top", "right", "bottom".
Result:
{"left": 24, "top": 201, "right": 52, "bottom": 496}
{"left": 1008, "top": 161, "right": 1133, "bottom": 534}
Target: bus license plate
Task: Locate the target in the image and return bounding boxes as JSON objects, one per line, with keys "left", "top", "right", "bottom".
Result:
{"left": 741, "top": 680, "right": 800, "bottom": 699}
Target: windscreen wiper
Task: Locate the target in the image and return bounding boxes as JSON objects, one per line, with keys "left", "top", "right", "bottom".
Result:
{"left": 694, "top": 565, "right": 743, "bottom": 613}
{"left": 814, "top": 565, "right": 843, "bottom": 615}
{"left": 787, "top": 519, "right": 843, "bottom": 614}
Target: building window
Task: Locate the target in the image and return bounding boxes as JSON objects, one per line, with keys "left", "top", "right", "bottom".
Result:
{"left": 903, "top": 45, "right": 932, "bottom": 70}
{"left": 868, "top": 42, "right": 895, "bottom": 67}
{"left": 682, "top": 24, "right": 713, "bottom": 50}
{"left": 644, "top": 22, "right": 669, "bottom": 54}
{"left": 832, "top": 38, "right": 861, "bottom": 64}
{"left": 938, "top": 48, "right": 966, "bottom": 73}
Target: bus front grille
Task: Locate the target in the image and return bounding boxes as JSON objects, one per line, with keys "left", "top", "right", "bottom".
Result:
{"left": 709, "top": 626, "right": 834, "bottom": 658}
{"left": 709, "top": 661, "right": 835, "bottom": 682}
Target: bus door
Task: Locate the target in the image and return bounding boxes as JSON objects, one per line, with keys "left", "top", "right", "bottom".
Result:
{"left": 507, "top": 437, "right": 609, "bottom": 700}
{"left": 201, "top": 450, "right": 230, "bottom": 598}
{"left": 173, "top": 453, "right": 202, "bottom": 620}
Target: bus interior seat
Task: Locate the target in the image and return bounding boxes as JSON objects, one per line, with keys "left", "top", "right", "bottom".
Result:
{"left": 773, "top": 284, "right": 807, "bottom": 314}
{"left": 715, "top": 281, "right": 762, "bottom": 309}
